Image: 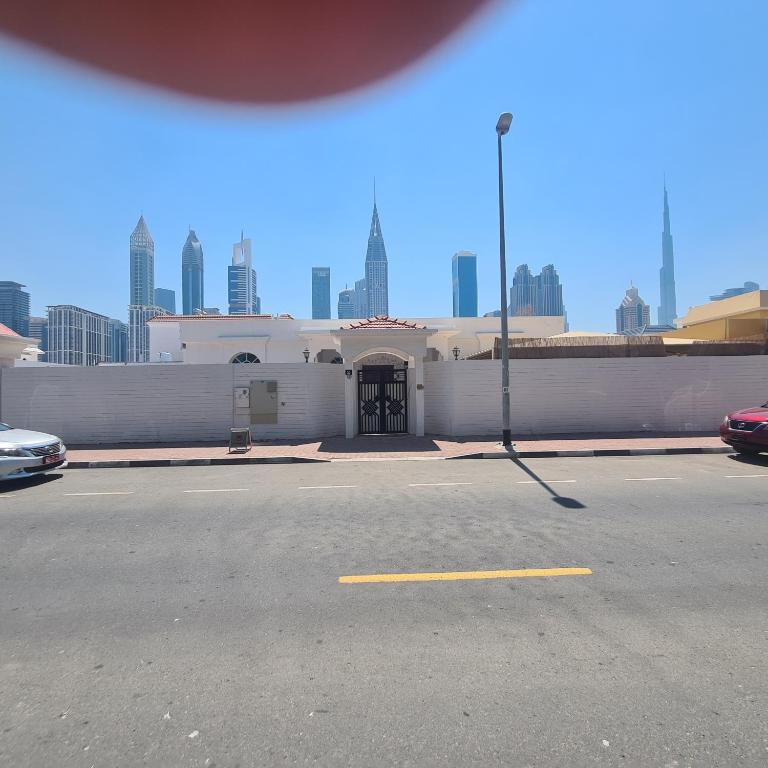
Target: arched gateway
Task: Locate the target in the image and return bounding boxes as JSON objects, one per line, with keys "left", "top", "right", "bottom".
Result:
{"left": 334, "top": 316, "right": 434, "bottom": 438}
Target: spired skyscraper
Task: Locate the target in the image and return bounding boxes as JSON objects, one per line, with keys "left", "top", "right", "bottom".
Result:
{"left": 128, "top": 215, "right": 165, "bottom": 362}
{"left": 182, "top": 229, "right": 205, "bottom": 315}
{"left": 228, "top": 233, "right": 260, "bottom": 315}
{"left": 364, "top": 196, "right": 388, "bottom": 317}
{"left": 658, "top": 185, "right": 677, "bottom": 326}
{"left": 616, "top": 285, "right": 651, "bottom": 333}
{"left": 129, "top": 215, "right": 155, "bottom": 306}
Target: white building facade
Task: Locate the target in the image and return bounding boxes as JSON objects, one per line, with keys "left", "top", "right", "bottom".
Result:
{"left": 148, "top": 313, "right": 565, "bottom": 438}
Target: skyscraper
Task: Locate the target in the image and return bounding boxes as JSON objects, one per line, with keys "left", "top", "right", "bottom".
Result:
{"left": 0, "top": 281, "right": 30, "bottom": 336}
{"left": 47, "top": 305, "right": 113, "bottom": 365}
{"left": 616, "top": 285, "right": 651, "bottom": 333}
{"left": 228, "top": 234, "right": 259, "bottom": 315}
{"left": 535, "top": 264, "right": 564, "bottom": 315}
{"left": 509, "top": 264, "right": 565, "bottom": 317}
{"left": 129, "top": 215, "right": 155, "bottom": 306}
{"left": 182, "top": 229, "right": 204, "bottom": 314}
{"left": 364, "top": 196, "right": 388, "bottom": 316}
{"left": 354, "top": 278, "right": 368, "bottom": 319}
{"left": 28, "top": 316, "right": 48, "bottom": 353}
{"left": 509, "top": 265, "right": 536, "bottom": 316}
{"left": 109, "top": 318, "right": 128, "bottom": 363}
{"left": 154, "top": 288, "right": 177, "bottom": 315}
{"left": 338, "top": 288, "right": 356, "bottom": 319}
{"left": 452, "top": 251, "right": 478, "bottom": 318}
{"left": 312, "top": 267, "right": 331, "bottom": 319}
{"left": 129, "top": 305, "right": 168, "bottom": 362}
{"left": 658, "top": 185, "right": 677, "bottom": 326}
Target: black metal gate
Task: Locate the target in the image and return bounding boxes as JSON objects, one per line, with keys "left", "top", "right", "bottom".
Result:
{"left": 358, "top": 366, "right": 408, "bottom": 434}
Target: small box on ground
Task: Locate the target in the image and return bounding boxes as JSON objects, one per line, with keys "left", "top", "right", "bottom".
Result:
{"left": 229, "top": 428, "right": 251, "bottom": 453}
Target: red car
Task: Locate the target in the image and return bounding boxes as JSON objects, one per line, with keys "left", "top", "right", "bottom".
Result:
{"left": 720, "top": 404, "right": 768, "bottom": 454}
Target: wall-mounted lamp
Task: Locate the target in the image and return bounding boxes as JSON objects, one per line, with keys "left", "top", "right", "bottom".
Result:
{"left": 452, "top": 346, "right": 461, "bottom": 360}
{"left": 303, "top": 347, "right": 310, "bottom": 363}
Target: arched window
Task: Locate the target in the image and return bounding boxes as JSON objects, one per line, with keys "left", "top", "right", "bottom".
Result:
{"left": 230, "top": 352, "right": 260, "bottom": 364}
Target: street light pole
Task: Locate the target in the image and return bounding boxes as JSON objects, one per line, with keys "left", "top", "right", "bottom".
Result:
{"left": 496, "top": 112, "right": 513, "bottom": 447}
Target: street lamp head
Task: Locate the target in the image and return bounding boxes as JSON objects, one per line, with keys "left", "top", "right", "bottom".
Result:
{"left": 496, "top": 112, "right": 513, "bottom": 136}
{"left": 303, "top": 347, "right": 310, "bottom": 363}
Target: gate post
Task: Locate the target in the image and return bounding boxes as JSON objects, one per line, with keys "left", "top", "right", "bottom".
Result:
{"left": 344, "top": 363, "right": 356, "bottom": 438}
{"left": 413, "top": 355, "right": 425, "bottom": 437}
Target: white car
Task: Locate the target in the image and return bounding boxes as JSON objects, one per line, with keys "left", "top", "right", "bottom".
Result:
{"left": 0, "top": 422, "right": 67, "bottom": 480}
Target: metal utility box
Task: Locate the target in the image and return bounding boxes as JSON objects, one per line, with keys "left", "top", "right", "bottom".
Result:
{"left": 229, "top": 428, "right": 251, "bottom": 453}
{"left": 250, "top": 380, "right": 278, "bottom": 424}
{"left": 234, "top": 387, "right": 250, "bottom": 408}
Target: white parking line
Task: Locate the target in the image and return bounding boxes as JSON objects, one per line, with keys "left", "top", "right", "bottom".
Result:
{"left": 0, "top": 495, "right": 17, "bottom": 499}
{"left": 724, "top": 474, "right": 768, "bottom": 479}
{"left": 298, "top": 485, "right": 358, "bottom": 490}
{"left": 408, "top": 482, "right": 473, "bottom": 487}
{"left": 183, "top": 488, "right": 249, "bottom": 493}
{"left": 623, "top": 477, "right": 681, "bottom": 481}
{"left": 516, "top": 480, "right": 576, "bottom": 484}
{"left": 64, "top": 492, "right": 135, "bottom": 496}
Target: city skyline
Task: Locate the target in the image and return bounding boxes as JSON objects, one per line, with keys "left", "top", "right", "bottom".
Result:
{"left": 2, "top": 1, "right": 765, "bottom": 331}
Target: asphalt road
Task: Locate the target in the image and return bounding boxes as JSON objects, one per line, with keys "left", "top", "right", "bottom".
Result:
{"left": 1, "top": 454, "right": 767, "bottom": 767}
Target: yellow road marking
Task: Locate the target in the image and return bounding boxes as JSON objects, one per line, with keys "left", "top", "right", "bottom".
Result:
{"left": 339, "top": 567, "right": 592, "bottom": 584}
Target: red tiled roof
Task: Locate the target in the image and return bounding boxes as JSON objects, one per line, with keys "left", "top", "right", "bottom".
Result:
{"left": 150, "top": 314, "right": 293, "bottom": 322}
{"left": 343, "top": 315, "right": 427, "bottom": 330}
{"left": 0, "top": 323, "right": 20, "bottom": 337}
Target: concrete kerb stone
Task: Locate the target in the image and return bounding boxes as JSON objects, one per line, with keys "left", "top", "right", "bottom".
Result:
{"left": 65, "top": 445, "right": 734, "bottom": 469}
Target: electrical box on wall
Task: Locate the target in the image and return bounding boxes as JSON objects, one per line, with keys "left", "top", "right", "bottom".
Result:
{"left": 234, "top": 387, "right": 250, "bottom": 408}
{"left": 250, "top": 380, "right": 278, "bottom": 424}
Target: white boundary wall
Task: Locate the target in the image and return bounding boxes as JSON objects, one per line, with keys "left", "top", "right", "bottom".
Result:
{"left": 0, "top": 364, "right": 345, "bottom": 444}
{"left": 424, "top": 357, "right": 768, "bottom": 435}
{"left": 1, "top": 357, "right": 766, "bottom": 444}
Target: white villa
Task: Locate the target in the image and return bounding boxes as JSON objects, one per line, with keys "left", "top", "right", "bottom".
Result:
{"left": 148, "top": 313, "right": 565, "bottom": 438}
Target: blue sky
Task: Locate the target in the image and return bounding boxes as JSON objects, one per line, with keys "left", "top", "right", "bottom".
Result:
{"left": 1, "top": 0, "right": 766, "bottom": 330}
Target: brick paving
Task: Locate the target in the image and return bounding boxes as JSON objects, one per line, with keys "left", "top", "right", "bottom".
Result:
{"left": 67, "top": 433, "right": 728, "bottom": 463}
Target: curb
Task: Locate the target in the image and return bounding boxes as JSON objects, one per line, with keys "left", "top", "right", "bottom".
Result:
{"left": 65, "top": 445, "right": 734, "bottom": 469}
{"left": 453, "top": 446, "right": 734, "bottom": 460}
{"left": 66, "top": 456, "right": 329, "bottom": 469}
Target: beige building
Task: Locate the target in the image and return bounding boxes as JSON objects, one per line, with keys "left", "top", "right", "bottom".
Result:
{"left": 664, "top": 290, "right": 768, "bottom": 341}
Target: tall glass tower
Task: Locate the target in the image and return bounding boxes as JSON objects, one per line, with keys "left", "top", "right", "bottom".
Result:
{"left": 129, "top": 215, "right": 155, "bottom": 306}
{"left": 535, "top": 264, "right": 564, "bottom": 315}
{"left": 452, "top": 251, "right": 478, "bottom": 317}
{"left": 311, "top": 267, "right": 331, "bottom": 319}
{"left": 228, "top": 234, "right": 259, "bottom": 314}
{"left": 0, "top": 281, "right": 30, "bottom": 336}
{"left": 182, "top": 229, "right": 205, "bottom": 315}
{"left": 658, "top": 185, "right": 677, "bottom": 326}
{"left": 364, "top": 196, "right": 388, "bottom": 317}
{"left": 509, "top": 264, "right": 536, "bottom": 316}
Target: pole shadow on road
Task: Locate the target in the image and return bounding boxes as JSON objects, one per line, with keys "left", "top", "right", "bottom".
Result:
{"left": 509, "top": 455, "right": 586, "bottom": 509}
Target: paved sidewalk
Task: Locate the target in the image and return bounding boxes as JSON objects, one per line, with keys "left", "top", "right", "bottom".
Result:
{"left": 66, "top": 433, "right": 732, "bottom": 467}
